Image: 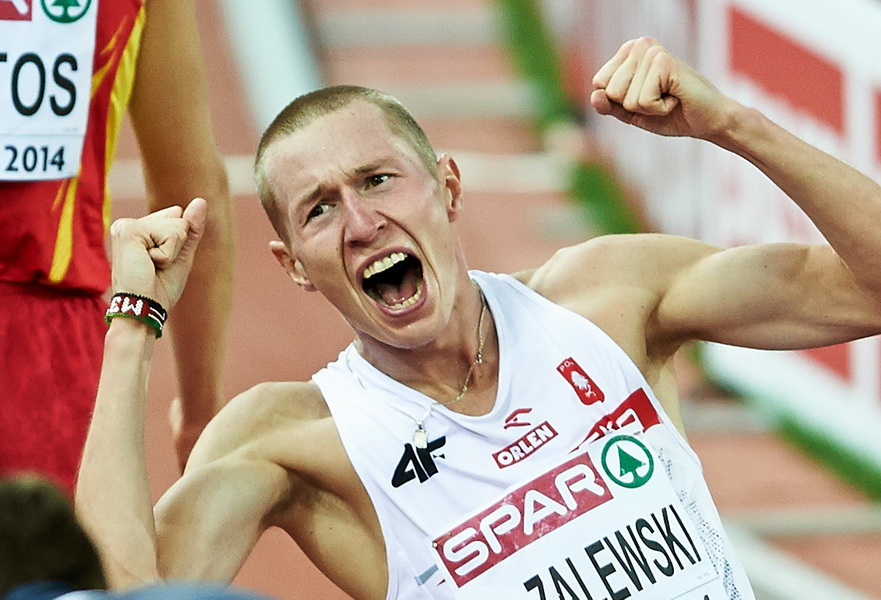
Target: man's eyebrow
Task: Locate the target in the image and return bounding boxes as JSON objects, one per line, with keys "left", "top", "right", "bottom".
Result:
{"left": 292, "top": 158, "right": 398, "bottom": 215}
{"left": 294, "top": 185, "right": 326, "bottom": 214}
{"left": 351, "top": 159, "right": 395, "bottom": 177}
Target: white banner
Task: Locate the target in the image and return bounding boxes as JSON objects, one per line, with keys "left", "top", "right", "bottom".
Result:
{"left": 695, "top": 0, "right": 881, "bottom": 469}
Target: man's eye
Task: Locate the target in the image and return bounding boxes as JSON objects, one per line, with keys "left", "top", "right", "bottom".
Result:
{"left": 307, "top": 202, "right": 332, "bottom": 221}
{"left": 365, "top": 174, "right": 392, "bottom": 188}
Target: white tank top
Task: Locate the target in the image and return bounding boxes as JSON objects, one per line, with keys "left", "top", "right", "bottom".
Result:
{"left": 313, "top": 271, "right": 755, "bottom": 600}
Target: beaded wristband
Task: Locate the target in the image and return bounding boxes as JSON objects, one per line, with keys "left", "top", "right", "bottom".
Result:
{"left": 105, "top": 293, "right": 168, "bottom": 338}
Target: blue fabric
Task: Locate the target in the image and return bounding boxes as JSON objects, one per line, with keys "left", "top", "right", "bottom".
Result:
{"left": 4, "top": 582, "right": 74, "bottom": 600}
{"left": 111, "top": 583, "right": 271, "bottom": 600}
{"left": 4, "top": 583, "right": 272, "bottom": 600}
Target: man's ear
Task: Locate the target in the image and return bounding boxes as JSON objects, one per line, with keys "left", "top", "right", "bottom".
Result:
{"left": 437, "top": 153, "right": 463, "bottom": 221}
{"left": 269, "top": 240, "right": 317, "bottom": 292}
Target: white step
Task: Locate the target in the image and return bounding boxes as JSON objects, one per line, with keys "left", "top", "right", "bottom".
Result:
{"left": 388, "top": 81, "right": 535, "bottom": 120}
{"left": 314, "top": 8, "right": 498, "bottom": 48}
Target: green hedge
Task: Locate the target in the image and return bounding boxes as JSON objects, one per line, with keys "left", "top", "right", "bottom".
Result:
{"left": 778, "top": 416, "right": 881, "bottom": 501}
{"left": 492, "top": 0, "right": 639, "bottom": 234}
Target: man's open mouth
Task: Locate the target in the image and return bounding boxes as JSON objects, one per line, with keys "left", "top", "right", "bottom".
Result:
{"left": 361, "top": 251, "right": 424, "bottom": 310}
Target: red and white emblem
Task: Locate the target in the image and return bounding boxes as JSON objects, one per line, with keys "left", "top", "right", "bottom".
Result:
{"left": 0, "top": 0, "right": 32, "bottom": 21}
{"left": 556, "top": 357, "right": 604, "bottom": 405}
{"left": 503, "top": 407, "right": 533, "bottom": 429}
{"left": 572, "top": 388, "right": 661, "bottom": 451}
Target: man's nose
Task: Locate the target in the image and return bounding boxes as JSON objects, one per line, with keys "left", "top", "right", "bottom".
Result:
{"left": 342, "top": 192, "right": 387, "bottom": 244}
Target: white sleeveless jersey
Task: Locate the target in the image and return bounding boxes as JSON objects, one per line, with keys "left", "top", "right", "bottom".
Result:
{"left": 313, "top": 271, "right": 755, "bottom": 600}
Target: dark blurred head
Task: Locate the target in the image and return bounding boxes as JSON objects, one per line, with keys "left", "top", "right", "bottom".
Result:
{"left": 0, "top": 475, "right": 106, "bottom": 596}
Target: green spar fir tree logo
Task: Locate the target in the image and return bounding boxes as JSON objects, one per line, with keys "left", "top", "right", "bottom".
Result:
{"left": 41, "top": 0, "right": 92, "bottom": 24}
{"left": 600, "top": 435, "right": 654, "bottom": 488}
{"left": 618, "top": 446, "right": 645, "bottom": 479}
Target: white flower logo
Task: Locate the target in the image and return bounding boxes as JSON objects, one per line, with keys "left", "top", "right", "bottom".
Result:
{"left": 570, "top": 372, "right": 595, "bottom": 396}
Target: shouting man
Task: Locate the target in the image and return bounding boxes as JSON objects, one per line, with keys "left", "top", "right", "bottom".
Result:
{"left": 77, "top": 39, "right": 881, "bottom": 600}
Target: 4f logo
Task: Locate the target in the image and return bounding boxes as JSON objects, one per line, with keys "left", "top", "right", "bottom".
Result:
{"left": 557, "top": 357, "right": 604, "bottom": 405}
{"left": 391, "top": 436, "right": 446, "bottom": 488}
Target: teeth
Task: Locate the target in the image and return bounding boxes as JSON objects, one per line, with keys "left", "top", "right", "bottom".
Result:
{"left": 366, "top": 279, "right": 424, "bottom": 310}
{"left": 363, "top": 252, "right": 407, "bottom": 280}
{"left": 386, "top": 281, "right": 423, "bottom": 310}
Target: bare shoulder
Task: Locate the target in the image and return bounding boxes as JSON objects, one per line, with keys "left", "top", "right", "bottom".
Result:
{"left": 519, "top": 233, "right": 717, "bottom": 303}
{"left": 512, "top": 234, "right": 720, "bottom": 370}
{"left": 188, "top": 380, "right": 329, "bottom": 469}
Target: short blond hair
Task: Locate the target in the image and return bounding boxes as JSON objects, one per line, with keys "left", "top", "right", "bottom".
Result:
{"left": 254, "top": 86, "right": 438, "bottom": 243}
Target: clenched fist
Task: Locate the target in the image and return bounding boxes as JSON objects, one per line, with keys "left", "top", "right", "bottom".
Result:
{"left": 591, "top": 37, "right": 742, "bottom": 142}
{"left": 109, "top": 198, "right": 208, "bottom": 311}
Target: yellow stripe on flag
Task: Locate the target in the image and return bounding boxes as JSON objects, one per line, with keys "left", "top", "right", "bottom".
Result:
{"left": 104, "top": 6, "right": 145, "bottom": 231}
{"left": 48, "top": 178, "right": 79, "bottom": 283}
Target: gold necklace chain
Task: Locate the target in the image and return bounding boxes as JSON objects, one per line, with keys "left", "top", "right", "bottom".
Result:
{"left": 413, "top": 291, "right": 487, "bottom": 449}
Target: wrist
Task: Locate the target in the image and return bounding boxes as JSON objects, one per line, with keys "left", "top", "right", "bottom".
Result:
{"left": 175, "top": 388, "right": 226, "bottom": 423}
{"left": 178, "top": 401, "right": 224, "bottom": 425}
{"left": 105, "top": 292, "right": 168, "bottom": 338}
{"left": 705, "top": 102, "right": 765, "bottom": 152}
{"left": 104, "top": 317, "right": 158, "bottom": 360}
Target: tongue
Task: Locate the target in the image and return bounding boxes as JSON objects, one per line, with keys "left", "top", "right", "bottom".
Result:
{"left": 376, "top": 269, "right": 420, "bottom": 306}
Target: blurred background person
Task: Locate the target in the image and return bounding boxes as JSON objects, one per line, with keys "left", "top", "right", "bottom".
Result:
{"left": 0, "top": 474, "right": 106, "bottom": 598}
{"left": 0, "top": 475, "right": 275, "bottom": 600}
{"left": 0, "top": 0, "right": 234, "bottom": 493}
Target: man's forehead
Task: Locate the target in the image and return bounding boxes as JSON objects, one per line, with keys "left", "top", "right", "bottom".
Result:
{"left": 291, "top": 101, "right": 395, "bottom": 146}
{"left": 264, "top": 102, "right": 410, "bottom": 170}
{"left": 259, "top": 101, "right": 428, "bottom": 214}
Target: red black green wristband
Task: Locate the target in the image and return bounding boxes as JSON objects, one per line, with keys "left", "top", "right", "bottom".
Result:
{"left": 105, "top": 293, "right": 168, "bottom": 338}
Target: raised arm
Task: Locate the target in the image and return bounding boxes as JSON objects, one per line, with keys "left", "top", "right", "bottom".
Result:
{"left": 76, "top": 201, "right": 285, "bottom": 587}
{"left": 590, "top": 38, "right": 881, "bottom": 350}
{"left": 76, "top": 200, "right": 208, "bottom": 585}
{"left": 128, "top": 0, "right": 234, "bottom": 470}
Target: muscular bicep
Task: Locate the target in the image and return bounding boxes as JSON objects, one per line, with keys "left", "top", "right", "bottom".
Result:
{"left": 154, "top": 456, "right": 292, "bottom": 581}
{"left": 150, "top": 382, "right": 330, "bottom": 581}
{"left": 656, "top": 242, "right": 881, "bottom": 349}
{"left": 151, "top": 383, "right": 304, "bottom": 580}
